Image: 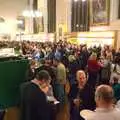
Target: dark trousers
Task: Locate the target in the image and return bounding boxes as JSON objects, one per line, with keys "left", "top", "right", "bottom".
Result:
{"left": 70, "top": 104, "right": 84, "bottom": 120}
{"left": 54, "top": 84, "right": 65, "bottom": 104}
{"left": 88, "top": 72, "right": 98, "bottom": 89}
{"left": 0, "top": 111, "right": 5, "bottom": 120}
{"left": 48, "top": 103, "right": 59, "bottom": 120}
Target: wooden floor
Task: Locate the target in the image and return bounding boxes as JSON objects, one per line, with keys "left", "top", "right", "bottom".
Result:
{"left": 56, "top": 104, "right": 70, "bottom": 120}
{"left": 3, "top": 104, "right": 70, "bottom": 120}
{"left": 4, "top": 107, "right": 20, "bottom": 120}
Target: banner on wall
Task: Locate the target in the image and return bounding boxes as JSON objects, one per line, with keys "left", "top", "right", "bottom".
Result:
{"left": 67, "top": 38, "right": 78, "bottom": 44}
{"left": 67, "top": 31, "right": 116, "bottom": 47}
{"left": 77, "top": 31, "right": 115, "bottom": 47}
{"left": 16, "top": 33, "right": 55, "bottom": 42}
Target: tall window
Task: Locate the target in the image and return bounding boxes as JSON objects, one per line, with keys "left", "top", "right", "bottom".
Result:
{"left": 33, "top": 0, "right": 38, "bottom": 33}
{"left": 71, "top": 0, "right": 89, "bottom": 32}
{"left": 47, "top": 0, "right": 56, "bottom": 33}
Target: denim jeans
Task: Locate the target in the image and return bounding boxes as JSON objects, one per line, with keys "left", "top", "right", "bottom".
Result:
{"left": 54, "top": 84, "right": 65, "bottom": 104}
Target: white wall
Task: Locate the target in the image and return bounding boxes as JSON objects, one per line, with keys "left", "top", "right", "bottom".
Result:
{"left": 56, "top": 0, "right": 72, "bottom": 41}
{"left": 38, "top": 0, "right": 47, "bottom": 33}
{"left": 0, "top": 0, "right": 27, "bottom": 39}
{"left": 56, "top": 0, "right": 69, "bottom": 31}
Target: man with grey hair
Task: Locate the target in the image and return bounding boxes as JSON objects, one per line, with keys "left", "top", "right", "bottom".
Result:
{"left": 87, "top": 85, "right": 120, "bottom": 120}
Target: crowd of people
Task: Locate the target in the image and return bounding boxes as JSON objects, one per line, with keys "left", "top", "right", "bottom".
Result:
{"left": 0, "top": 40, "right": 120, "bottom": 120}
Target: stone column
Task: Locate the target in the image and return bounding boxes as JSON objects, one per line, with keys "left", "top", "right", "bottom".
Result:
{"left": 110, "top": 0, "right": 119, "bottom": 22}
{"left": 67, "top": 0, "right": 72, "bottom": 32}
{"left": 38, "top": 0, "right": 48, "bottom": 33}
{"left": 25, "top": 0, "right": 34, "bottom": 34}
{"left": 56, "top": 0, "right": 67, "bottom": 32}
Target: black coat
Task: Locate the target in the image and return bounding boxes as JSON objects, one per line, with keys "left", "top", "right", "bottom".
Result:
{"left": 80, "top": 51, "right": 89, "bottom": 69}
{"left": 0, "top": 111, "right": 5, "bottom": 120}
{"left": 69, "top": 83, "right": 96, "bottom": 111}
{"left": 20, "top": 82, "right": 50, "bottom": 120}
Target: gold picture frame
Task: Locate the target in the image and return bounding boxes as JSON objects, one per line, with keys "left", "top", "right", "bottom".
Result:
{"left": 90, "top": 0, "right": 110, "bottom": 26}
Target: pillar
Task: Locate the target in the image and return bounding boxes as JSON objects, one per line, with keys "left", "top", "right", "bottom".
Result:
{"left": 25, "top": 0, "right": 34, "bottom": 34}
{"left": 38, "top": 0, "right": 48, "bottom": 33}
{"left": 67, "top": 0, "right": 72, "bottom": 32}
{"left": 110, "top": 0, "right": 119, "bottom": 22}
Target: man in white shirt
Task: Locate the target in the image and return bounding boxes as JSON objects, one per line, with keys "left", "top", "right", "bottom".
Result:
{"left": 87, "top": 85, "right": 120, "bottom": 120}
{"left": 110, "top": 63, "right": 120, "bottom": 84}
{"left": 110, "top": 56, "right": 120, "bottom": 84}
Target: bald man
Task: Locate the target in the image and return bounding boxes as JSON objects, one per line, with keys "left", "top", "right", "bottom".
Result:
{"left": 88, "top": 85, "right": 120, "bottom": 120}
{"left": 69, "top": 70, "right": 96, "bottom": 120}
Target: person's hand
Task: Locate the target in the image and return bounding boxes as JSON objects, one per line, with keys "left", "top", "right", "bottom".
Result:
{"left": 73, "top": 99, "right": 80, "bottom": 107}
{"left": 41, "top": 86, "right": 49, "bottom": 94}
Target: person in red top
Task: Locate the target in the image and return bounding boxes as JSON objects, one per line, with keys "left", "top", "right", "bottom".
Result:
{"left": 87, "top": 53, "right": 102, "bottom": 89}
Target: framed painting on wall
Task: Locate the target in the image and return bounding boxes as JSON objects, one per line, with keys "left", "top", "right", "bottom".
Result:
{"left": 90, "top": 0, "right": 110, "bottom": 26}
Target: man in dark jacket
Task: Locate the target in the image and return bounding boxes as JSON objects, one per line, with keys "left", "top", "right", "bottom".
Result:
{"left": 80, "top": 47, "right": 89, "bottom": 70}
{"left": 0, "top": 111, "right": 5, "bottom": 120}
{"left": 20, "top": 70, "right": 51, "bottom": 120}
{"left": 69, "top": 70, "right": 95, "bottom": 120}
